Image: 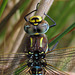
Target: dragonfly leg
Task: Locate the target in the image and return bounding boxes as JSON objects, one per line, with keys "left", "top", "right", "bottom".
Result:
{"left": 48, "top": 48, "right": 51, "bottom": 51}
{"left": 44, "top": 13, "right": 56, "bottom": 28}
{"left": 51, "top": 41, "right": 59, "bottom": 50}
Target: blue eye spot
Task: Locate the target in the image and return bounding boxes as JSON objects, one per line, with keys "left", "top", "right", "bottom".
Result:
{"left": 42, "top": 23, "right": 48, "bottom": 26}
{"left": 25, "top": 25, "right": 30, "bottom": 28}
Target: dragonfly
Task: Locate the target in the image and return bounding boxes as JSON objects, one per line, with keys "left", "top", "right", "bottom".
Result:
{"left": 0, "top": 31, "right": 75, "bottom": 75}
{"left": 0, "top": 3, "right": 75, "bottom": 75}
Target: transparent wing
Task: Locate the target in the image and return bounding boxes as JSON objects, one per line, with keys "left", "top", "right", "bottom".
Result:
{"left": 45, "top": 47, "right": 75, "bottom": 73}
{"left": 0, "top": 52, "right": 28, "bottom": 75}
{"left": 44, "top": 63, "right": 69, "bottom": 75}
{"left": 14, "top": 64, "right": 30, "bottom": 75}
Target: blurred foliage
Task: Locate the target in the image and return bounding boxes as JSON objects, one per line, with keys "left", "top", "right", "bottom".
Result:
{"left": 0, "top": 0, "right": 8, "bottom": 17}
{"left": 46, "top": 0, "right": 75, "bottom": 39}
{"left": 19, "top": 0, "right": 30, "bottom": 14}
{"left": 49, "top": 23, "right": 75, "bottom": 47}
{"left": 45, "top": 0, "right": 75, "bottom": 48}
{"left": 0, "top": 0, "right": 31, "bottom": 44}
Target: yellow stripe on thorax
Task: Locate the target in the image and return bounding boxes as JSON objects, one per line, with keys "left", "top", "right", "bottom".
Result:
{"left": 40, "top": 37, "right": 43, "bottom": 47}
{"left": 30, "top": 37, "right": 33, "bottom": 47}
{"left": 34, "top": 33, "right": 39, "bottom": 35}
{"left": 45, "top": 44, "right": 48, "bottom": 53}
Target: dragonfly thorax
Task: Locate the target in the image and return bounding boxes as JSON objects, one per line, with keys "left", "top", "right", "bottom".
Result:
{"left": 28, "top": 51, "right": 45, "bottom": 60}
{"left": 25, "top": 34, "right": 48, "bottom": 53}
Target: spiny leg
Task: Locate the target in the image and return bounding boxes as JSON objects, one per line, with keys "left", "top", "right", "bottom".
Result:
{"left": 51, "top": 41, "right": 58, "bottom": 50}
{"left": 44, "top": 13, "right": 56, "bottom": 28}
{"left": 48, "top": 41, "right": 58, "bottom": 51}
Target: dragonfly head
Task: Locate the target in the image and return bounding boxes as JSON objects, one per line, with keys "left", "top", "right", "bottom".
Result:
{"left": 29, "top": 16, "right": 42, "bottom": 26}
{"left": 24, "top": 16, "right": 49, "bottom": 35}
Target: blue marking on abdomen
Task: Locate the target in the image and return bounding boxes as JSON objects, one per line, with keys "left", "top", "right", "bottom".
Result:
{"left": 34, "top": 66, "right": 41, "bottom": 69}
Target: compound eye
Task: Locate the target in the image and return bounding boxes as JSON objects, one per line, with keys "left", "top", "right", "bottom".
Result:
{"left": 24, "top": 25, "right": 30, "bottom": 30}
{"left": 25, "top": 25, "right": 30, "bottom": 28}
{"left": 42, "top": 23, "right": 48, "bottom": 27}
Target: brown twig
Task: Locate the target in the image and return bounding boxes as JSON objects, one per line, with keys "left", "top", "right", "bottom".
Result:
{"left": 0, "top": 0, "right": 3, "bottom": 6}
{"left": 35, "top": 0, "right": 54, "bottom": 18}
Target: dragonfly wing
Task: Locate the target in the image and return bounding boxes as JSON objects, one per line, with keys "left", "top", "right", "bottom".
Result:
{"left": 0, "top": 53, "right": 28, "bottom": 75}
{"left": 14, "top": 64, "right": 30, "bottom": 75}
{"left": 45, "top": 47, "right": 75, "bottom": 72}
{"left": 3, "top": 63, "right": 30, "bottom": 75}
{"left": 45, "top": 63, "right": 69, "bottom": 75}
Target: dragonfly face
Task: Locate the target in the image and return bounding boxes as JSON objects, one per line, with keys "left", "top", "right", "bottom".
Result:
{"left": 24, "top": 16, "right": 49, "bottom": 35}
